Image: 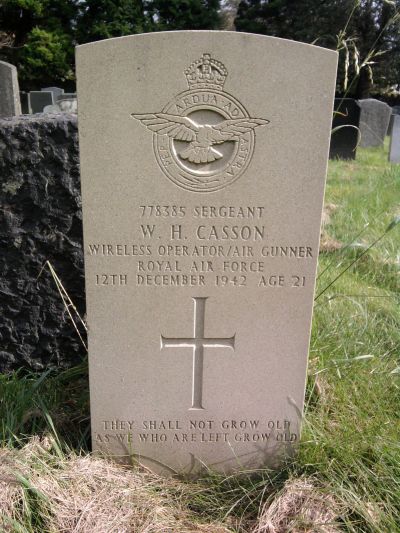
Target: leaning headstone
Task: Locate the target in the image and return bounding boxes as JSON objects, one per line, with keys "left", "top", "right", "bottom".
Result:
{"left": 389, "top": 115, "right": 400, "bottom": 163}
{"left": 28, "top": 91, "right": 55, "bottom": 113}
{"left": 42, "top": 86, "right": 64, "bottom": 99}
{"left": 77, "top": 32, "right": 337, "bottom": 475}
{"left": 0, "top": 60, "right": 21, "bottom": 117}
{"left": 358, "top": 98, "right": 391, "bottom": 147}
{"left": 329, "top": 98, "right": 360, "bottom": 160}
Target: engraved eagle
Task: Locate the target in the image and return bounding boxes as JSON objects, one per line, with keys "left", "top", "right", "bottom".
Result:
{"left": 131, "top": 113, "right": 269, "bottom": 164}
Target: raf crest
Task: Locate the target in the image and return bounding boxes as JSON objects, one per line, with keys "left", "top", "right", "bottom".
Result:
{"left": 185, "top": 53, "right": 227, "bottom": 91}
{"left": 131, "top": 54, "right": 269, "bottom": 193}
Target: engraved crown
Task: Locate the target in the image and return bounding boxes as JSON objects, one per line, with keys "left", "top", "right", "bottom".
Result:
{"left": 185, "top": 53, "right": 228, "bottom": 91}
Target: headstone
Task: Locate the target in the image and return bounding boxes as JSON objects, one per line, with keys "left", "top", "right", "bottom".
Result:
{"left": 387, "top": 105, "right": 400, "bottom": 137}
{"left": 358, "top": 98, "right": 391, "bottom": 147}
{"left": 42, "top": 86, "right": 64, "bottom": 99}
{"left": 77, "top": 32, "right": 337, "bottom": 475}
{"left": 389, "top": 114, "right": 400, "bottom": 163}
{"left": 20, "top": 91, "right": 29, "bottom": 114}
{"left": 57, "top": 92, "right": 77, "bottom": 101}
{"left": 28, "top": 91, "right": 55, "bottom": 113}
{"left": 0, "top": 60, "right": 21, "bottom": 117}
{"left": 329, "top": 98, "right": 360, "bottom": 160}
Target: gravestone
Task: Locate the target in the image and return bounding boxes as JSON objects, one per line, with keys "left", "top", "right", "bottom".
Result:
{"left": 57, "top": 92, "right": 77, "bottom": 101}
{"left": 387, "top": 105, "right": 400, "bottom": 137}
{"left": 389, "top": 115, "right": 400, "bottom": 163}
{"left": 77, "top": 31, "right": 337, "bottom": 475}
{"left": 358, "top": 98, "right": 391, "bottom": 147}
{"left": 42, "top": 86, "right": 64, "bottom": 99}
{"left": 329, "top": 98, "right": 360, "bottom": 160}
{"left": 20, "top": 92, "right": 29, "bottom": 114}
{"left": 0, "top": 61, "right": 21, "bottom": 117}
{"left": 28, "top": 91, "right": 55, "bottom": 113}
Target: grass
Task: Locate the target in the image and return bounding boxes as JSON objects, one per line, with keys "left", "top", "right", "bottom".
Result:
{"left": 0, "top": 142, "right": 399, "bottom": 532}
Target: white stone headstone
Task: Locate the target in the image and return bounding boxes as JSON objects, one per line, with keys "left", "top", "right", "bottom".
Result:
{"left": 76, "top": 31, "right": 337, "bottom": 475}
{"left": 358, "top": 98, "right": 391, "bottom": 147}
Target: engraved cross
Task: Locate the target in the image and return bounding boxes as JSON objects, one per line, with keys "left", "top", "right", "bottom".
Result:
{"left": 161, "top": 297, "right": 236, "bottom": 410}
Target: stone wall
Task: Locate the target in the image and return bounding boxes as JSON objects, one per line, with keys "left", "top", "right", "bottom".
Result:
{"left": 0, "top": 114, "right": 86, "bottom": 372}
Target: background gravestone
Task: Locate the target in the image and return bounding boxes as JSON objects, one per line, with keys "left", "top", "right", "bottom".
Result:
{"left": 58, "top": 93, "right": 77, "bottom": 101}
{"left": 28, "top": 91, "right": 55, "bottom": 113}
{"left": 389, "top": 115, "right": 400, "bottom": 163}
{"left": 20, "top": 92, "right": 29, "bottom": 114}
{"left": 0, "top": 114, "right": 85, "bottom": 372}
{"left": 42, "top": 87, "right": 64, "bottom": 99}
{"left": 387, "top": 105, "right": 400, "bottom": 137}
{"left": 77, "top": 31, "right": 337, "bottom": 474}
{"left": 358, "top": 98, "right": 391, "bottom": 147}
{"left": 0, "top": 61, "right": 21, "bottom": 118}
{"left": 329, "top": 98, "right": 360, "bottom": 160}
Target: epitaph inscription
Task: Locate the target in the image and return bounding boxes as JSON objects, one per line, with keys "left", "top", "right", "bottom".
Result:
{"left": 77, "top": 32, "right": 337, "bottom": 474}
